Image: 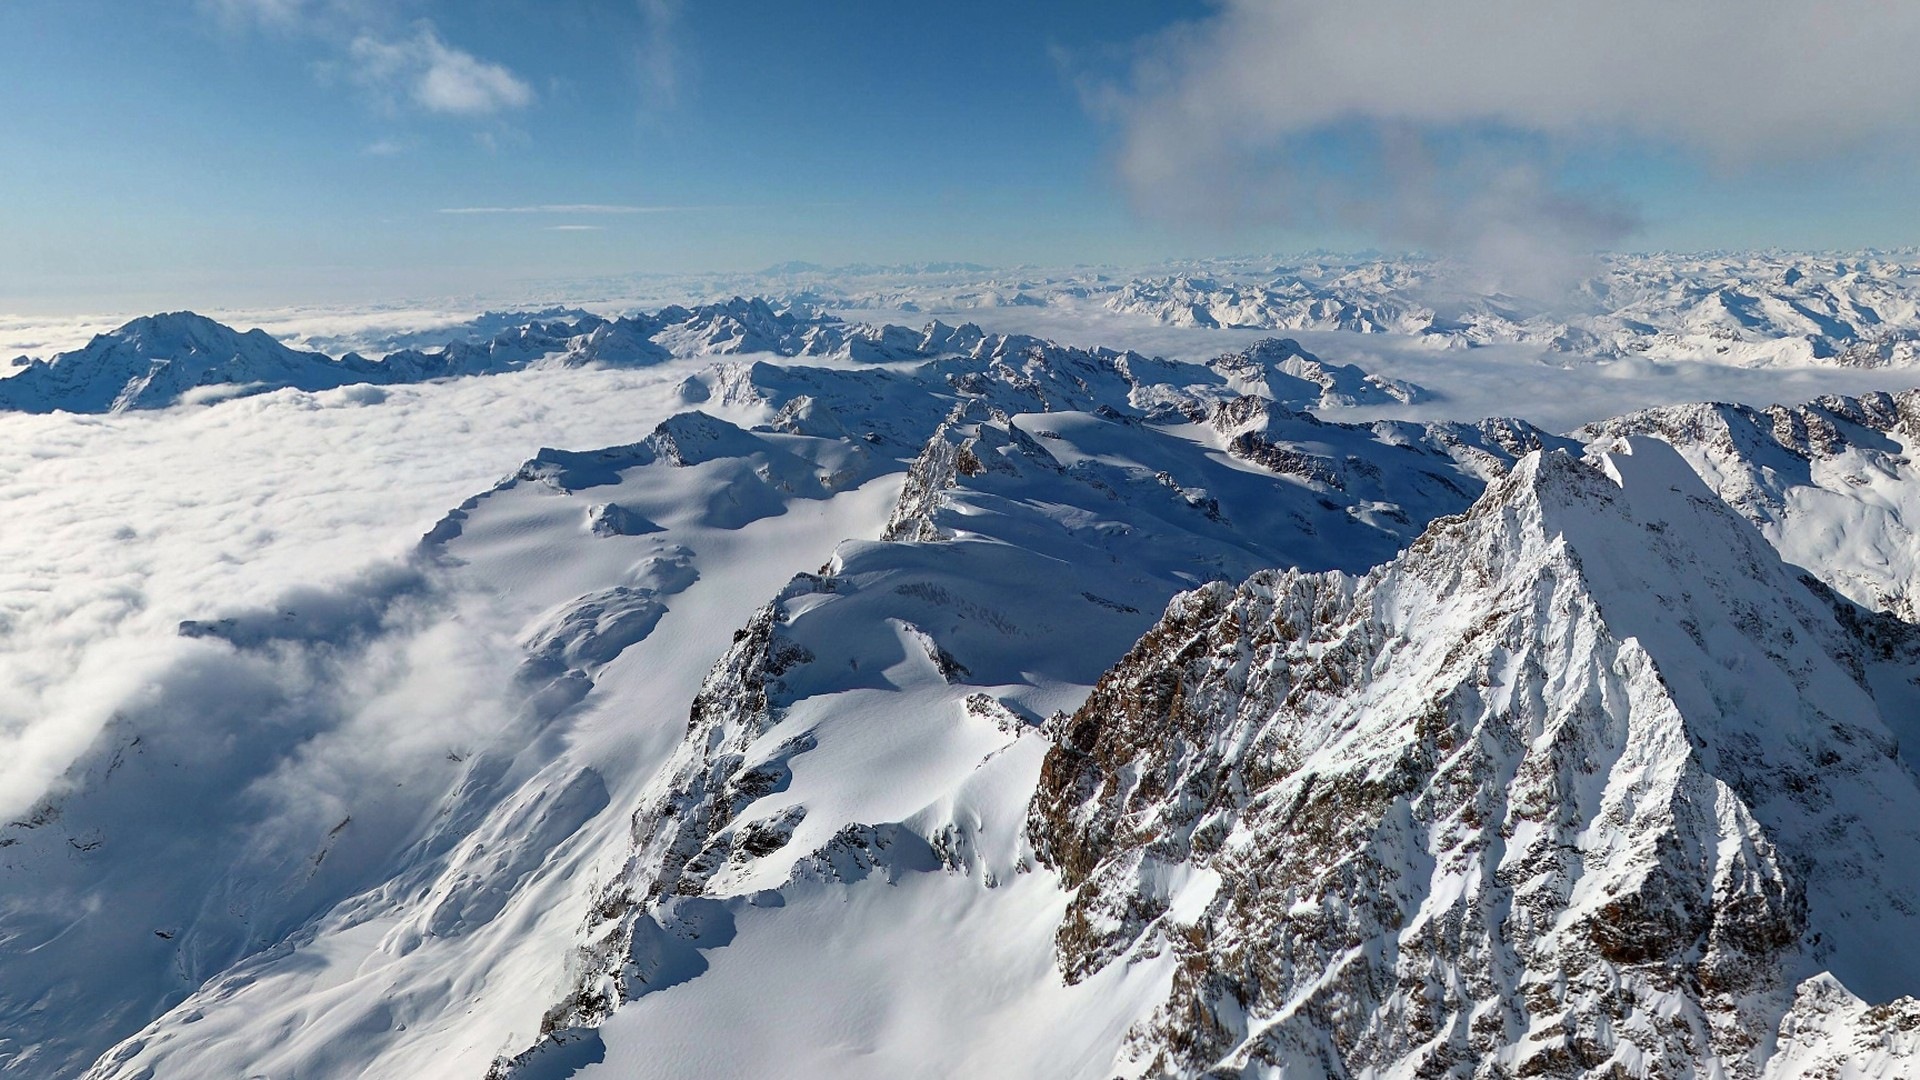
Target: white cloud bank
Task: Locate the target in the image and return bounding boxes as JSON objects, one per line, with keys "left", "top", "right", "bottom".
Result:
{"left": 1108, "top": 0, "right": 1920, "bottom": 290}
{"left": 0, "top": 361, "right": 699, "bottom": 821}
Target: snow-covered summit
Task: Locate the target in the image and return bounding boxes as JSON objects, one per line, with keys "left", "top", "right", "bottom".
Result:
{"left": 0, "top": 311, "right": 369, "bottom": 413}
{"left": 1209, "top": 336, "right": 1431, "bottom": 407}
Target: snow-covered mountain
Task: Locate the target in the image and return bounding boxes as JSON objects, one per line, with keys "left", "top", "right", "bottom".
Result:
{"left": 1031, "top": 438, "right": 1920, "bottom": 1076}
{"left": 0, "top": 312, "right": 382, "bottom": 413}
{"left": 6, "top": 281, "right": 1920, "bottom": 1078}
{"left": 1580, "top": 391, "right": 1920, "bottom": 620}
{"left": 684, "top": 251, "right": 1920, "bottom": 370}
{"left": 0, "top": 303, "right": 1432, "bottom": 418}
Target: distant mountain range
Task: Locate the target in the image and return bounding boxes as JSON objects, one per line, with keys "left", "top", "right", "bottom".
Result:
{"left": 755, "top": 252, "right": 1920, "bottom": 368}
{"left": 0, "top": 304, "right": 1432, "bottom": 415}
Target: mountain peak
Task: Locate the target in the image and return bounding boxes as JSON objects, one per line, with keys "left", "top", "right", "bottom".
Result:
{"left": 1030, "top": 421, "right": 1920, "bottom": 1075}
{"left": 102, "top": 310, "right": 281, "bottom": 353}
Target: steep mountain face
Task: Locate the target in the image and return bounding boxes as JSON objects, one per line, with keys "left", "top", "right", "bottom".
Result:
{"left": 495, "top": 388, "right": 1556, "bottom": 1074}
{"left": 1030, "top": 438, "right": 1920, "bottom": 1078}
{"left": 11, "top": 285, "right": 1920, "bottom": 1078}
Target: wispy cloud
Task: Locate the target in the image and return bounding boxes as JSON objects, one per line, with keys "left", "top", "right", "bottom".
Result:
{"left": 438, "top": 204, "right": 694, "bottom": 215}
{"left": 205, "top": 4, "right": 532, "bottom": 120}
{"left": 547, "top": 224, "right": 603, "bottom": 232}
{"left": 199, "top": 0, "right": 333, "bottom": 29}
{"left": 633, "top": 0, "right": 684, "bottom": 114}
{"left": 349, "top": 24, "right": 533, "bottom": 116}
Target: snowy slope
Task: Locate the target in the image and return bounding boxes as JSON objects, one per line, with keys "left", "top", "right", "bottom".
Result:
{"left": 1580, "top": 391, "right": 1920, "bottom": 620}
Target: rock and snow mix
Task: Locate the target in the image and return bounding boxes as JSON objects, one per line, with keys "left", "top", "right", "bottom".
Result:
{"left": 1034, "top": 438, "right": 1920, "bottom": 1077}
{"left": 3, "top": 281, "right": 1920, "bottom": 1079}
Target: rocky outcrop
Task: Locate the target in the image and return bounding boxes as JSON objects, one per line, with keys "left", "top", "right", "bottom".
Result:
{"left": 512, "top": 577, "right": 825, "bottom": 1058}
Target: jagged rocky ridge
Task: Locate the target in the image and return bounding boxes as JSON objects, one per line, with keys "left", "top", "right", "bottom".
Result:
{"left": 489, "top": 346, "right": 1550, "bottom": 1073}
{"left": 14, "top": 319, "right": 1526, "bottom": 1079}
{"left": 1029, "top": 438, "right": 1920, "bottom": 1077}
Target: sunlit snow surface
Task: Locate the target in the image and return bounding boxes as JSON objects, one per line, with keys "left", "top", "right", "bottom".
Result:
{"left": 5, "top": 261, "right": 1920, "bottom": 1079}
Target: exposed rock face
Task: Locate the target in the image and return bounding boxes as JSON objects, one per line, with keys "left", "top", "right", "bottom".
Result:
{"left": 1030, "top": 439, "right": 1920, "bottom": 1078}
{"left": 882, "top": 402, "right": 1059, "bottom": 542}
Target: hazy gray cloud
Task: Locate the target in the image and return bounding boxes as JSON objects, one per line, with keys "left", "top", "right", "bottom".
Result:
{"left": 1108, "top": 0, "right": 1920, "bottom": 292}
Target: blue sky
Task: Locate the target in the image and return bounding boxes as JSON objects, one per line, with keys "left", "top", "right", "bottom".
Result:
{"left": 3, "top": 1, "right": 1917, "bottom": 311}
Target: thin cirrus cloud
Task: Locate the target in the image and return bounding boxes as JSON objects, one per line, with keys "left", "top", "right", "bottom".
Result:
{"left": 437, "top": 204, "right": 701, "bottom": 215}
{"left": 1105, "top": 0, "right": 1920, "bottom": 291}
